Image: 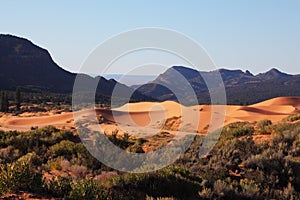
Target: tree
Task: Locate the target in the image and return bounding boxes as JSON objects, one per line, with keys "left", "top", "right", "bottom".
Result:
{"left": 0, "top": 91, "right": 4, "bottom": 112}
{"left": 4, "top": 92, "right": 9, "bottom": 112}
{"left": 15, "top": 87, "right": 21, "bottom": 110}
{"left": 0, "top": 91, "right": 9, "bottom": 112}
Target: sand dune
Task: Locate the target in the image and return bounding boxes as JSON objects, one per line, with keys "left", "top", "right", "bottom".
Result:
{"left": 96, "top": 97, "right": 300, "bottom": 134}
{"left": 237, "top": 106, "right": 290, "bottom": 115}
{"left": 0, "top": 97, "right": 299, "bottom": 133}
{"left": 0, "top": 110, "right": 93, "bottom": 131}
{"left": 251, "top": 96, "right": 300, "bottom": 107}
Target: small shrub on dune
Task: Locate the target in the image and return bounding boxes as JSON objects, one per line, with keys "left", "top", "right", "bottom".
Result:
{"left": 257, "top": 119, "right": 272, "bottom": 129}
{"left": 220, "top": 122, "right": 255, "bottom": 139}
{"left": 286, "top": 114, "right": 300, "bottom": 122}
{"left": 256, "top": 119, "right": 273, "bottom": 135}
{"left": 256, "top": 119, "right": 272, "bottom": 135}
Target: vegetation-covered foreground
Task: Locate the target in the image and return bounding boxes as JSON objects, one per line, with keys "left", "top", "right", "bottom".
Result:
{"left": 0, "top": 115, "right": 300, "bottom": 199}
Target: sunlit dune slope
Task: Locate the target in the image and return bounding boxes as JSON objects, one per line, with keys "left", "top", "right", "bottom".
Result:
{"left": 0, "top": 97, "right": 299, "bottom": 133}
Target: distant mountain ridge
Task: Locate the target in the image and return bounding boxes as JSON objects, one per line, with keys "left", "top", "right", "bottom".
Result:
{"left": 1, "top": 34, "right": 299, "bottom": 105}
{"left": 0, "top": 34, "right": 151, "bottom": 101}
{"left": 256, "top": 68, "right": 292, "bottom": 80}
{"left": 136, "top": 66, "right": 300, "bottom": 105}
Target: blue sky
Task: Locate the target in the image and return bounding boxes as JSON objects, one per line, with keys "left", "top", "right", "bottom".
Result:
{"left": 1, "top": 1, "right": 300, "bottom": 75}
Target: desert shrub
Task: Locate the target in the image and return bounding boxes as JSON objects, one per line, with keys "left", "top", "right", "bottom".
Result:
{"left": 176, "top": 135, "right": 203, "bottom": 168}
{"left": 256, "top": 119, "right": 273, "bottom": 135}
{"left": 0, "top": 161, "right": 43, "bottom": 195}
{"left": 272, "top": 129, "right": 299, "bottom": 155}
{"left": 2, "top": 126, "right": 77, "bottom": 157}
{"left": 0, "top": 145, "right": 20, "bottom": 163}
{"left": 45, "top": 177, "right": 111, "bottom": 199}
{"left": 201, "top": 167, "right": 229, "bottom": 187}
{"left": 46, "top": 156, "right": 64, "bottom": 171}
{"left": 69, "top": 164, "right": 88, "bottom": 179}
{"left": 257, "top": 126, "right": 272, "bottom": 135}
{"left": 257, "top": 119, "right": 272, "bottom": 128}
{"left": 0, "top": 121, "right": 299, "bottom": 199}
{"left": 286, "top": 114, "right": 300, "bottom": 122}
{"left": 17, "top": 152, "right": 41, "bottom": 167}
{"left": 239, "top": 178, "right": 260, "bottom": 198}
{"left": 244, "top": 149, "right": 285, "bottom": 172}
{"left": 68, "top": 143, "right": 104, "bottom": 171}
{"left": 8, "top": 134, "right": 38, "bottom": 155}
{"left": 49, "top": 140, "right": 77, "bottom": 159}
{"left": 273, "top": 122, "right": 300, "bottom": 134}
{"left": 59, "top": 159, "right": 71, "bottom": 170}
{"left": 233, "top": 126, "right": 254, "bottom": 137}
{"left": 109, "top": 167, "right": 201, "bottom": 199}
{"left": 69, "top": 179, "right": 107, "bottom": 200}
{"left": 106, "top": 132, "right": 135, "bottom": 150}
{"left": 198, "top": 187, "right": 213, "bottom": 199}
{"left": 282, "top": 182, "right": 299, "bottom": 200}
{"left": 208, "top": 137, "right": 260, "bottom": 173}
{"left": 213, "top": 179, "right": 235, "bottom": 198}
{"left": 220, "top": 122, "right": 254, "bottom": 140}
{"left": 291, "top": 135, "right": 300, "bottom": 156}
{"left": 243, "top": 149, "right": 293, "bottom": 189}
{"left": 126, "top": 139, "right": 145, "bottom": 153}
{"left": 44, "top": 176, "right": 72, "bottom": 198}
{"left": 40, "top": 129, "right": 77, "bottom": 146}
{"left": 0, "top": 131, "right": 18, "bottom": 148}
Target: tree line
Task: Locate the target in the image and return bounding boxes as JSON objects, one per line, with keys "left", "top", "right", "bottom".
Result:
{"left": 0, "top": 87, "right": 21, "bottom": 112}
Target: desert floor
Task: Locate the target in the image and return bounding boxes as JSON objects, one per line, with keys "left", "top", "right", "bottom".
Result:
{"left": 1, "top": 97, "right": 299, "bottom": 137}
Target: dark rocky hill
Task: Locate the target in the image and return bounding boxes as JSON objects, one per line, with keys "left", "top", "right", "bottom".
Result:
{"left": 136, "top": 66, "right": 300, "bottom": 105}
{"left": 0, "top": 34, "right": 151, "bottom": 101}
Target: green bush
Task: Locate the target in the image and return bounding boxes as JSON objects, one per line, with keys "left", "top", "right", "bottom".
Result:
{"left": 0, "top": 161, "right": 43, "bottom": 195}
{"left": 221, "top": 122, "right": 255, "bottom": 139}
{"left": 17, "top": 152, "right": 41, "bottom": 167}
{"left": 256, "top": 119, "right": 273, "bottom": 135}
{"left": 286, "top": 114, "right": 300, "bottom": 122}
{"left": 239, "top": 178, "right": 260, "bottom": 197}
{"left": 49, "top": 140, "right": 77, "bottom": 159}
{"left": 109, "top": 167, "right": 201, "bottom": 199}
{"left": 70, "top": 179, "right": 107, "bottom": 200}
{"left": 44, "top": 176, "right": 72, "bottom": 198}
{"left": 257, "top": 119, "right": 272, "bottom": 128}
